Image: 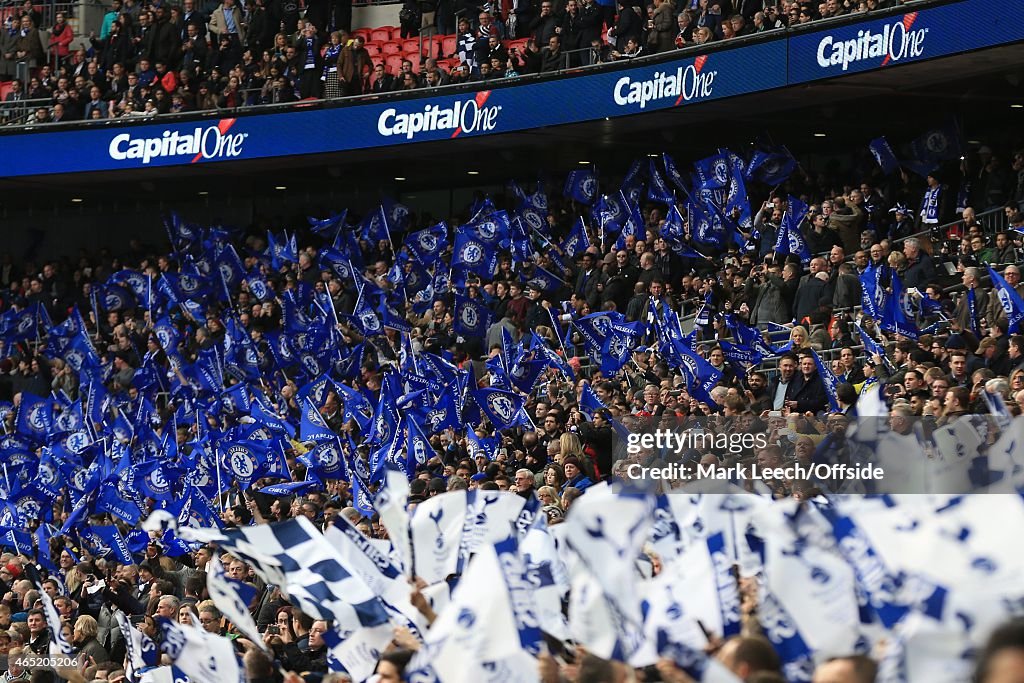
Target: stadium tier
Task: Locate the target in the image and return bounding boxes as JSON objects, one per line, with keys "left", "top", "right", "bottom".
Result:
{"left": 2, "top": 0, "right": 1024, "bottom": 681}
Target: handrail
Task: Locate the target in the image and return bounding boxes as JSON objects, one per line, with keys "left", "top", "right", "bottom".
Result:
{"left": 0, "top": 0, "right": 940, "bottom": 133}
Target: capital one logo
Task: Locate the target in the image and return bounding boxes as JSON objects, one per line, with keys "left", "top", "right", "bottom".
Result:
{"left": 377, "top": 91, "right": 502, "bottom": 140}
{"left": 108, "top": 119, "right": 247, "bottom": 165}
{"left": 613, "top": 56, "right": 717, "bottom": 110}
{"left": 816, "top": 13, "right": 927, "bottom": 71}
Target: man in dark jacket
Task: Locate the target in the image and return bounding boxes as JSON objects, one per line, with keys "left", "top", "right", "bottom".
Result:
{"left": 751, "top": 262, "right": 798, "bottom": 327}
{"left": 530, "top": 0, "right": 559, "bottom": 46}
{"left": 901, "top": 237, "right": 934, "bottom": 290}
{"left": 786, "top": 353, "right": 828, "bottom": 414}
{"left": 151, "top": 5, "right": 181, "bottom": 68}
{"left": 607, "top": 0, "right": 639, "bottom": 50}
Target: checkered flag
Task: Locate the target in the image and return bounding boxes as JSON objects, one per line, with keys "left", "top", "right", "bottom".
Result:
{"left": 179, "top": 517, "right": 390, "bottom": 630}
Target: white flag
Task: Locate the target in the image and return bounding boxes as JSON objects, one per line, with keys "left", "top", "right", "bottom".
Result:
{"left": 206, "top": 555, "right": 267, "bottom": 650}
{"left": 159, "top": 618, "right": 243, "bottom": 683}
{"left": 375, "top": 469, "right": 413, "bottom": 576}
{"left": 409, "top": 490, "right": 467, "bottom": 584}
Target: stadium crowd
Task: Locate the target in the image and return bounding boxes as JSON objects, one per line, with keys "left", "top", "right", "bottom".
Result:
{"left": 0, "top": 132, "right": 1022, "bottom": 682}
{"left": 1, "top": 0, "right": 923, "bottom": 122}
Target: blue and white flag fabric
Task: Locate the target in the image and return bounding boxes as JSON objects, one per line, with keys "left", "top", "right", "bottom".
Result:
{"left": 452, "top": 228, "right": 499, "bottom": 277}
{"left": 987, "top": 266, "right": 1024, "bottom": 333}
{"left": 880, "top": 271, "right": 920, "bottom": 340}
{"left": 453, "top": 294, "right": 494, "bottom": 338}
{"left": 178, "top": 516, "right": 390, "bottom": 631}
{"left": 811, "top": 348, "right": 842, "bottom": 412}
{"left": 648, "top": 158, "right": 675, "bottom": 204}
{"left": 116, "top": 610, "right": 159, "bottom": 680}
{"left": 773, "top": 196, "right": 811, "bottom": 264}
{"left": 745, "top": 146, "right": 797, "bottom": 186}
{"left": 80, "top": 524, "right": 134, "bottom": 564}
{"left": 855, "top": 322, "right": 895, "bottom": 373}
{"left": 206, "top": 555, "right": 266, "bottom": 650}
{"left": 410, "top": 535, "right": 542, "bottom": 683}
{"left": 562, "top": 216, "right": 591, "bottom": 258}
{"left": 300, "top": 397, "right": 335, "bottom": 443}
{"left": 563, "top": 486, "right": 652, "bottom": 661}
{"left": 471, "top": 388, "right": 533, "bottom": 431}
{"left": 578, "top": 381, "right": 607, "bottom": 419}
{"left": 662, "top": 152, "right": 689, "bottom": 193}
{"left": 859, "top": 262, "right": 887, "bottom": 319}
{"left": 725, "top": 164, "right": 752, "bottom": 229}
{"left": 695, "top": 153, "right": 731, "bottom": 191}
{"left": 307, "top": 209, "right": 347, "bottom": 237}
{"left": 360, "top": 204, "right": 392, "bottom": 246}
{"left": 409, "top": 490, "right": 466, "bottom": 584}
{"left": 39, "top": 588, "right": 75, "bottom": 655}
{"left": 910, "top": 121, "right": 962, "bottom": 164}
{"left": 869, "top": 136, "right": 900, "bottom": 175}
{"left": 406, "top": 222, "right": 449, "bottom": 265}
{"left": 16, "top": 392, "right": 54, "bottom": 440}
{"left": 564, "top": 168, "right": 598, "bottom": 205}
{"left": 158, "top": 618, "right": 244, "bottom": 683}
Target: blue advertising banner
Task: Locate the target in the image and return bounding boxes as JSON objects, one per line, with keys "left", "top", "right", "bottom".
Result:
{"left": 1, "top": 0, "right": 1021, "bottom": 178}
{"left": 0, "top": 42, "right": 786, "bottom": 177}
{"left": 787, "top": 0, "right": 1024, "bottom": 83}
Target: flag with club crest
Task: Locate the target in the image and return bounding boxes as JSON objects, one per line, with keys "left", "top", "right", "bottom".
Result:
{"left": 561, "top": 216, "right": 591, "bottom": 258}
{"left": 565, "top": 168, "right": 598, "bottom": 205}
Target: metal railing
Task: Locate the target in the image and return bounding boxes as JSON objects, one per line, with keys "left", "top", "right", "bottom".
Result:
{"left": 0, "top": 96, "right": 51, "bottom": 124}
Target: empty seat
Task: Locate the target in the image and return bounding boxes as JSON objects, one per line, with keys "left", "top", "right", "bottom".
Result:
{"left": 381, "top": 41, "right": 402, "bottom": 54}
{"left": 370, "top": 28, "right": 391, "bottom": 42}
{"left": 385, "top": 54, "right": 404, "bottom": 73}
{"left": 441, "top": 35, "right": 457, "bottom": 57}
{"left": 402, "top": 38, "right": 421, "bottom": 54}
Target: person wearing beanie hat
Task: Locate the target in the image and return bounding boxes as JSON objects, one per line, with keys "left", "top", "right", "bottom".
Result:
{"left": 560, "top": 455, "right": 593, "bottom": 493}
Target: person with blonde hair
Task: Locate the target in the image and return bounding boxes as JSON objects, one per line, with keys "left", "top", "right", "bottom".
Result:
{"left": 73, "top": 615, "right": 110, "bottom": 664}
{"left": 558, "top": 432, "right": 583, "bottom": 459}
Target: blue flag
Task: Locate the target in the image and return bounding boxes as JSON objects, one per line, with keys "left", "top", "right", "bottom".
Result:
{"left": 647, "top": 158, "right": 674, "bottom": 204}
{"left": 307, "top": 209, "right": 347, "bottom": 237}
{"left": 471, "top": 388, "right": 533, "bottom": 431}
{"left": 561, "top": 216, "right": 591, "bottom": 258}
{"left": 452, "top": 229, "right": 499, "bottom": 277}
{"left": 81, "top": 524, "right": 134, "bottom": 564}
{"left": 453, "top": 294, "right": 494, "bottom": 338}
{"left": 910, "top": 121, "right": 962, "bottom": 164}
{"left": 854, "top": 322, "right": 895, "bottom": 373}
{"left": 987, "top": 266, "right": 1024, "bottom": 333}
{"left": 694, "top": 152, "right": 731, "bottom": 190}
{"left": 16, "top": 393, "right": 54, "bottom": 440}
{"left": 868, "top": 136, "right": 900, "bottom": 175}
{"left": 578, "top": 381, "right": 607, "bottom": 419}
{"left": 300, "top": 397, "right": 335, "bottom": 443}
{"left": 879, "top": 271, "right": 920, "bottom": 340}
{"left": 405, "top": 222, "right": 449, "bottom": 265}
{"left": 811, "top": 348, "right": 842, "bottom": 412}
{"left": 564, "top": 169, "right": 598, "bottom": 205}
{"left": 745, "top": 146, "right": 797, "bottom": 185}
{"left": 773, "top": 196, "right": 812, "bottom": 264}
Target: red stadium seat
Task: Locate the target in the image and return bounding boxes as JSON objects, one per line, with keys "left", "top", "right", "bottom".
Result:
{"left": 403, "top": 52, "right": 422, "bottom": 70}
{"left": 389, "top": 26, "right": 404, "bottom": 41}
{"left": 385, "top": 54, "right": 404, "bottom": 73}
{"left": 352, "top": 28, "right": 372, "bottom": 43}
{"left": 370, "top": 28, "right": 391, "bottom": 43}
{"left": 441, "top": 35, "right": 457, "bottom": 57}
{"left": 370, "top": 54, "right": 385, "bottom": 68}
{"left": 381, "top": 41, "right": 402, "bottom": 55}
{"left": 402, "top": 38, "right": 421, "bottom": 54}
{"left": 510, "top": 38, "right": 529, "bottom": 52}
{"left": 363, "top": 41, "right": 382, "bottom": 56}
